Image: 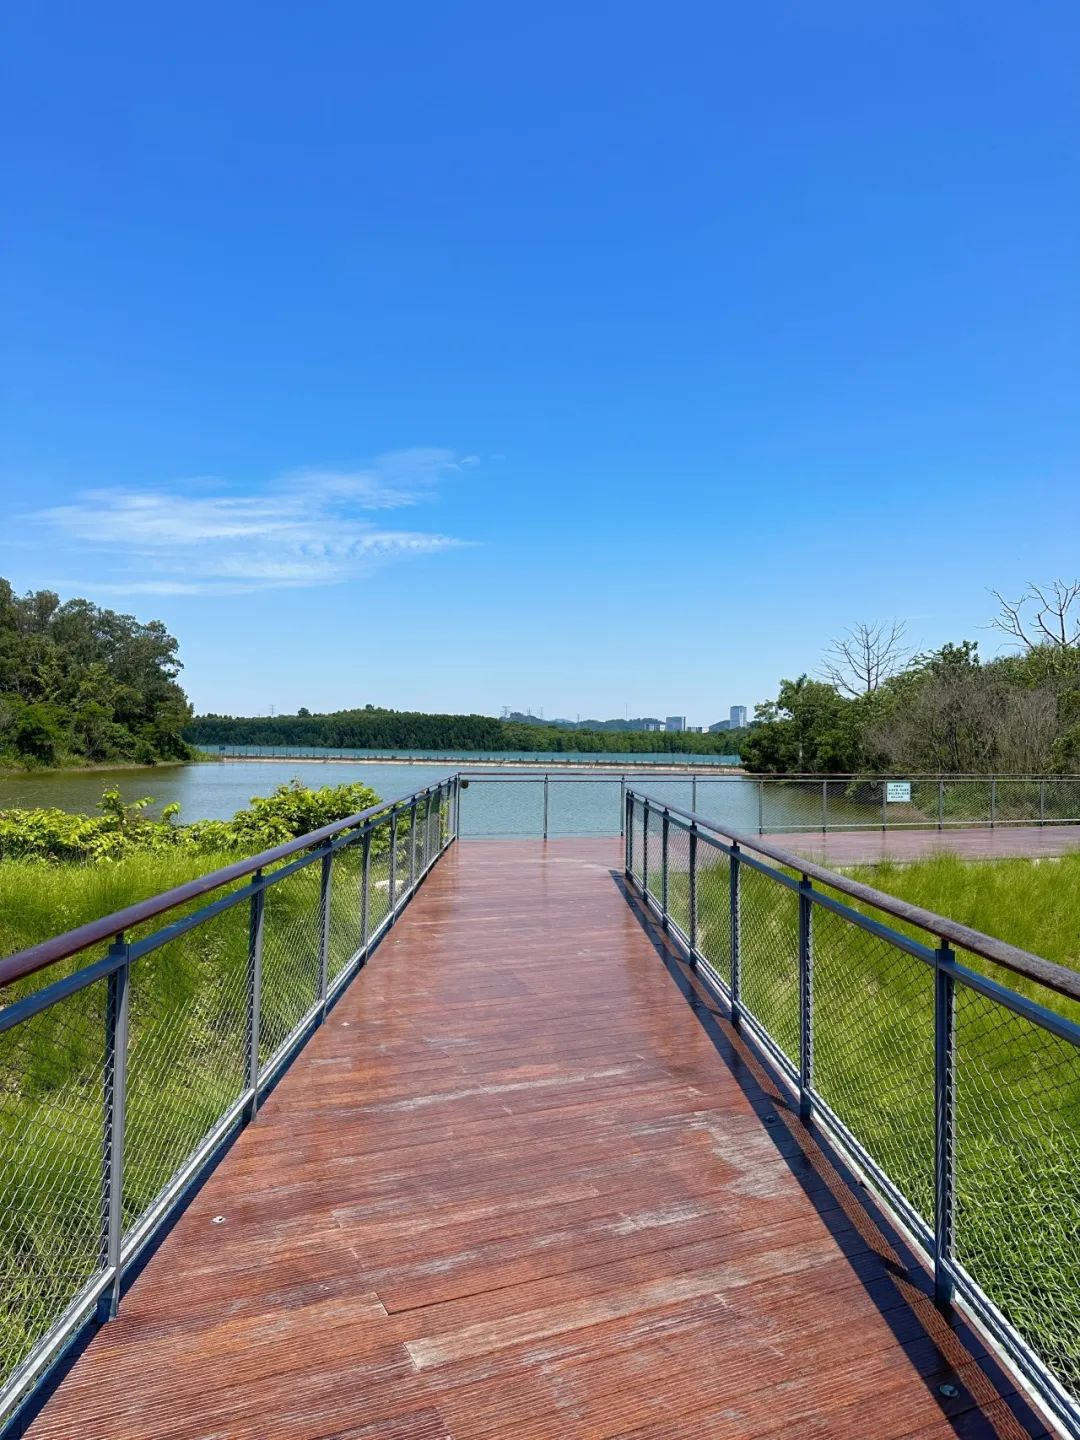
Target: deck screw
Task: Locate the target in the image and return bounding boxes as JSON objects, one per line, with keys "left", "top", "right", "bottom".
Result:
{"left": 938, "top": 1383, "right": 959, "bottom": 1398}
{"left": 211, "top": 1215, "right": 226, "bottom": 1225}
{"left": 764, "top": 1114, "right": 777, "bottom": 1125}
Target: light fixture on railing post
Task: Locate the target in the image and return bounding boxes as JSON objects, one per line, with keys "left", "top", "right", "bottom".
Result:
{"left": 97, "top": 933, "right": 130, "bottom": 1323}
{"left": 933, "top": 943, "right": 957, "bottom": 1308}
{"left": 798, "top": 875, "right": 814, "bottom": 1122}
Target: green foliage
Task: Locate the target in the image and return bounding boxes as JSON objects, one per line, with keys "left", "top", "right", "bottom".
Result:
{"left": 743, "top": 635, "right": 1080, "bottom": 775}
{"left": 187, "top": 706, "right": 747, "bottom": 757}
{"left": 0, "top": 780, "right": 383, "bottom": 863}
{"left": 0, "top": 578, "right": 192, "bottom": 769}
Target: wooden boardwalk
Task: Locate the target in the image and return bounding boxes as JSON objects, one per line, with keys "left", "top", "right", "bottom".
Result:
{"left": 26, "top": 840, "right": 1054, "bottom": 1440}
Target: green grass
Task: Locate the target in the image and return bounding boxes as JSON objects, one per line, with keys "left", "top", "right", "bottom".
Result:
{"left": 660, "top": 849, "right": 1080, "bottom": 1398}
{"left": 0, "top": 807, "right": 438, "bottom": 1392}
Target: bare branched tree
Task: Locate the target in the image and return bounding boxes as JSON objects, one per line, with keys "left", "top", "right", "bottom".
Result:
{"left": 820, "top": 620, "right": 908, "bottom": 698}
{"left": 990, "top": 580, "right": 1080, "bottom": 652}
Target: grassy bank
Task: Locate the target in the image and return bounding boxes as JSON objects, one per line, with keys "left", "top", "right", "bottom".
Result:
{"left": 653, "top": 846, "right": 1080, "bottom": 1396}
{"left": 0, "top": 790, "right": 435, "bottom": 1394}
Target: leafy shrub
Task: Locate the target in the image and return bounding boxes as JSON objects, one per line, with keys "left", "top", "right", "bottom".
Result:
{"left": 0, "top": 780, "right": 383, "bottom": 864}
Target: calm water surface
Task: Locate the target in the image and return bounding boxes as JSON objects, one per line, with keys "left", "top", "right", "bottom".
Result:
{"left": 0, "top": 760, "right": 870, "bottom": 836}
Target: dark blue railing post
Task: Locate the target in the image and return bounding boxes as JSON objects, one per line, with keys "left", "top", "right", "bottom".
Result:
{"left": 798, "top": 874, "right": 814, "bottom": 1121}
{"left": 97, "top": 934, "right": 130, "bottom": 1322}
{"left": 730, "top": 842, "right": 741, "bottom": 1025}
{"left": 934, "top": 943, "right": 956, "bottom": 1306}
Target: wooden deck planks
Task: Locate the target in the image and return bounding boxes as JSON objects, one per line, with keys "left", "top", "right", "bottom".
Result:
{"left": 25, "top": 838, "right": 1053, "bottom": 1440}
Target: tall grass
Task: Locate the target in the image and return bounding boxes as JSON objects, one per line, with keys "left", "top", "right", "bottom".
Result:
{"left": 0, "top": 841, "right": 382, "bottom": 1391}
{"left": 668, "top": 848, "right": 1080, "bottom": 1400}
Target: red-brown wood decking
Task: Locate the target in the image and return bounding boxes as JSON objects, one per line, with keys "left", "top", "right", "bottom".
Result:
{"left": 26, "top": 840, "right": 1054, "bottom": 1440}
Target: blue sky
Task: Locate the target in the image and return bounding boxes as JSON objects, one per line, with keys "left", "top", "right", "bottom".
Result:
{"left": 3, "top": 3, "right": 1079, "bottom": 725}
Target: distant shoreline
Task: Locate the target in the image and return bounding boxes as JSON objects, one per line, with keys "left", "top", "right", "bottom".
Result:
{"left": 213, "top": 754, "right": 747, "bottom": 774}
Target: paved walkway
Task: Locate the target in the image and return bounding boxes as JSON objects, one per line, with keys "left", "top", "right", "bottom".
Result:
{"left": 27, "top": 840, "right": 1053, "bottom": 1439}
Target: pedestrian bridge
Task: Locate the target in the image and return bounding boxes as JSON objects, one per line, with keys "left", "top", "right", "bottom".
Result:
{"left": 1, "top": 780, "right": 1077, "bottom": 1439}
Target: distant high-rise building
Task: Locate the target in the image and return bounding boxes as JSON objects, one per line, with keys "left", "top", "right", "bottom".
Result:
{"left": 729, "top": 705, "right": 747, "bottom": 728}
{"left": 665, "top": 716, "right": 686, "bottom": 733}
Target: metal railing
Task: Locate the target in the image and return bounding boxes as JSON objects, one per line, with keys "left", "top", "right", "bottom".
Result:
{"left": 454, "top": 772, "right": 1080, "bottom": 840}
{"left": 752, "top": 774, "right": 1080, "bottom": 833}
{"left": 625, "top": 787, "right": 1080, "bottom": 1438}
{"left": 0, "top": 776, "right": 460, "bottom": 1427}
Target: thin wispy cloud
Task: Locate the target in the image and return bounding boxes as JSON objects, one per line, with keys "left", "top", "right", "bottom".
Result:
{"left": 28, "top": 448, "right": 473, "bottom": 595}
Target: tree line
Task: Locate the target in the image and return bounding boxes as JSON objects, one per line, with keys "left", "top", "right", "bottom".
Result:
{"left": 188, "top": 707, "right": 748, "bottom": 756}
{"left": 741, "top": 582, "right": 1080, "bottom": 774}
{"left": 0, "top": 579, "right": 192, "bottom": 768}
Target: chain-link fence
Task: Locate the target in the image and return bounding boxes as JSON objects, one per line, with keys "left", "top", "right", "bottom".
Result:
{"left": 0, "top": 777, "right": 458, "bottom": 1426}
{"left": 626, "top": 788, "right": 1080, "bottom": 1438}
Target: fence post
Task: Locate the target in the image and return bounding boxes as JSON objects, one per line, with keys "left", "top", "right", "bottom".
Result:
{"left": 318, "top": 849, "right": 333, "bottom": 1021}
{"left": 619, "top": 777, "right": 626, "bottom": 839}
{"left": 625, "top": 792, "right": 633, "bottom": 876}
{"left": 661, "top": 810, "right": 670, "bottom": 928}
{"left": 360, "top": 831, "right": 371, "bottom": 951}
{"left": 757, "top": 781, "right": 764, "bottom": 835}
{"left": 692, "top": 774, "right": 698, "bottom": 813}
{"left": 543, "top": 774, "right": 550, "bottom": 842}
{"left": 98, "top": 935, "right": 131, "bottom": 1321}
{"left": 881, "top": 780, "right": 888, "bottom": 831}
{"left": 643, "top": 799, "right": 650, "bottom": 897}
{"left": 989, "top": 777, "right": 996, "bottom": 828}
{"left": 1040, "top": 778, "right": 1046, "bottom": 827}
{"left": 244, "top": 877, "right": 265, "bottom": 1120}
{"left": 798, "top": 876, "right": 814, "bottom": 1122}
{"left": 409, "top": 799, "right": 418, "bottom": 890}
{"left": 821, "top": 779, "right": 828, "bottom": 834}
{"left": 389, "top": 808, "right": 398, "bottom": 915}
{"left": 938, "top": 779, "right": 945, "bottom": 831}
{"left": 934, "top": 943, "right": 956, "bottom": 1307}
{"left": 688, "top": 823, "right": 698, "bottom": 964}
{"left": 730, "top": 843, "right": 741, "bottom": 1025}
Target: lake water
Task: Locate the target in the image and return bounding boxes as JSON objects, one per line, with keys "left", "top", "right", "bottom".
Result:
{"left": 0, "top": 759, "right": 871, "bottom": 837}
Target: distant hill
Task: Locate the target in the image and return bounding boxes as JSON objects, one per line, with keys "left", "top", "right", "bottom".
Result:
{"left": 504, "top": 712, "right": 664, "bottom": 732}
{"left": 188, "top": 706, "right": 745, "bottom": 756}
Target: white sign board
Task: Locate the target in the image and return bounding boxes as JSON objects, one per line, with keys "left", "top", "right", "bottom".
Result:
{"left": 886, "top": 781, "right": 912, "bottom": 804}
